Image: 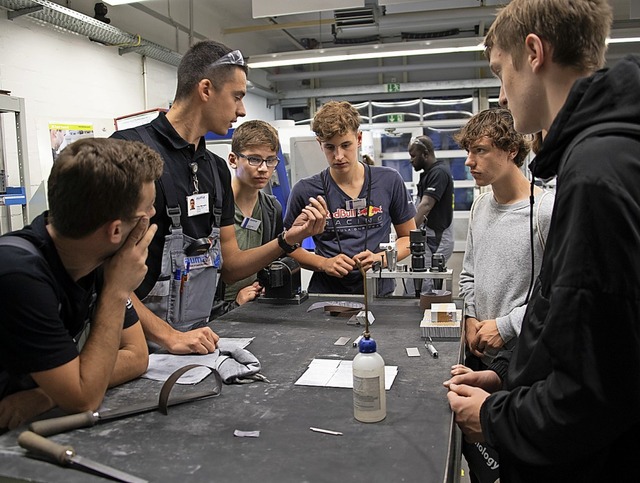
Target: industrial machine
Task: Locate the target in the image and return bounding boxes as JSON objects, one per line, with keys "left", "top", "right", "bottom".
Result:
{"left": 257, "top": 257, "right": 308, "bottom": 305}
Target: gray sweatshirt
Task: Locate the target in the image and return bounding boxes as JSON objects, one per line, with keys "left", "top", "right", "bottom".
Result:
{"left": 459, "top": 189, "right": 554, "bottom": 364}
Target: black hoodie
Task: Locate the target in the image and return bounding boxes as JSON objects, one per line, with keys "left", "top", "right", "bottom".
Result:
{"left": 481, "top": 55, "right": 640, "bottom": 482}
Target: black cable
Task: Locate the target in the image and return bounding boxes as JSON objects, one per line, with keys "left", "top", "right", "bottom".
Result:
{"left": 320, "top": 162, "right": 372, "bottom": 256}
{"left": 525, "top": 177, "right": 535, "bottom": 304}
{"left": 321, "top": 168, "right": 343, "bottom": 255}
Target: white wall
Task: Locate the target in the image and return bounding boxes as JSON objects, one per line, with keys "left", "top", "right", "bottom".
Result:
{"left": 0, "top": 13, "right": 274, "bottom": 228}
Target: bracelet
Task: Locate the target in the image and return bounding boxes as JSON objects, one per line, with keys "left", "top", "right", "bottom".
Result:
{"left": 277, "top": 230, "right": 300, "bottom": 254}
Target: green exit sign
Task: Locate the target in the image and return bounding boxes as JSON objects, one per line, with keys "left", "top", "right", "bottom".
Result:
{"left": 387, "top": 114, "right": 405, "bottom": 122}
{"left": 386, "top": 83, "right": 401, "bottom": 92}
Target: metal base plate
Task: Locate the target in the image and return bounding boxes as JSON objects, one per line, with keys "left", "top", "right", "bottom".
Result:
{"left": 257, "top": 292, "right": 309, "bottom": 305}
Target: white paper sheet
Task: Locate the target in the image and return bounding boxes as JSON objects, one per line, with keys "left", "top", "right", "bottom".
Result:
{"left": 294, "top": 359, "right": 398, "bottom": 390}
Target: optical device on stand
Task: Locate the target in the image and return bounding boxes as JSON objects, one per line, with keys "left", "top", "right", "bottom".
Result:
{"left": 430, "top": 253, "right": 446, "bottom": 290}
{"left": 409, "top": 228, "right": 427, "bottom": 297}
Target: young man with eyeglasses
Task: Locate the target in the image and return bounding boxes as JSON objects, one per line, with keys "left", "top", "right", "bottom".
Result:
{"left": 285, "top": 101, "right": 416, "bottom": 295}
{"left": 211, "top": 120, "right": 284, "bottom": 316}
{"left": 113, "top": 40, "right": 327, "bottom": 355}
{"left": 445, "top": 0, "right": 640, "bottom": 481}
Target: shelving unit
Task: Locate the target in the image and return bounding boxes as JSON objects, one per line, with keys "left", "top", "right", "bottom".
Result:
{"left": 0, "top": 94, "right": 29, "bottom": 234}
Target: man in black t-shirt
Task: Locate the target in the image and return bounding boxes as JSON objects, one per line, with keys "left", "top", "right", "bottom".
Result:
{"left": 409, "top": 136, "right": 454, "bottom": 254}
{"left": 408, "top": 136, "right": 454, "bottom": 293}
{"left": 0, "top": 138, "right": 162, "bottom": 431}
{"left": 113, "top": 40, "right": 327, "bottom": 355}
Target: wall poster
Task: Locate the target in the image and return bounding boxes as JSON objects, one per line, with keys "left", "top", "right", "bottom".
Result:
{"left": 49, "top": 123, "right": 94, "bottom": 162}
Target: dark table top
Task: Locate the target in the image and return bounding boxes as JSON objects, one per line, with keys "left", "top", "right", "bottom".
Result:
{"left": 0, "top": 295, "right": 462, "bottom": 483}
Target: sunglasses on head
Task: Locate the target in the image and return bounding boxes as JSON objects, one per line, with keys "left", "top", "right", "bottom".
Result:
{"left": 210, "top": 50, "right": 246, "bottom": 68}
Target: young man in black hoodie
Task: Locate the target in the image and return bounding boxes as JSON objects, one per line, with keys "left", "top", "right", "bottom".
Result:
{"left": 445, "top": 0, "right": 640, "bottom": 481}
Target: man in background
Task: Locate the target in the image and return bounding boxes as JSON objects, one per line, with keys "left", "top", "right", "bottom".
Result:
{"left": 408, "top": 135, "right": 453, "bottom": 294}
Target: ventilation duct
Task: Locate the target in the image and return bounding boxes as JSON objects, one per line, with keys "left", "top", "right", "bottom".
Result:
{"left": 0, "top": 0, "right": 182, "bottom": 66}
{"left": 334, "top": 7, "right": 378, "bottom": 32}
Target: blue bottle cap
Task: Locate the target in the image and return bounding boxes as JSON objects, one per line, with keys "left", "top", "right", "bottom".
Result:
{"left": 358, "top": 337, "right": 377, "bottom": 353}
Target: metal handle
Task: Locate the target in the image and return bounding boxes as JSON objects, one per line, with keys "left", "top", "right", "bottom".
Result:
{"left": 29, "top": 410, "right": 97, "bottom": 436}
{"left": 18, "top": 431, "right": 74, "bottom": 465}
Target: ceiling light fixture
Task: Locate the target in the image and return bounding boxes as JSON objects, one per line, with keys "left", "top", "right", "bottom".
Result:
{"left": 248, "top": 34, "right": 640, "bottom": 70}
{"left": 248, "top": 37, "right": 486, "bottom": 69}
{"left": 606, "top": 36, "right": 640, "bottom": 44}
{"left": 102, "top": 0, "right": 149, "bottom": 5}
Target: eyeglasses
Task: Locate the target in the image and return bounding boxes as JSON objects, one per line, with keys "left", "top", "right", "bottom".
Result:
{"left": 235, "top": 152, "right": 280, "bottom": 168}
{"left": 210, "top": 50, "right": 246, "bottom": 68}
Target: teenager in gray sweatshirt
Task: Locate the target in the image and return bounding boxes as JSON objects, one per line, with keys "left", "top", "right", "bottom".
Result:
{"left": 456, "top": 109, "right": 554, "bottom": 368}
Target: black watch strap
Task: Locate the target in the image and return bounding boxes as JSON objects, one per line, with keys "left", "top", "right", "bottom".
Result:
{"left": 278, "top": 231, "right": 300, "bottom": 254}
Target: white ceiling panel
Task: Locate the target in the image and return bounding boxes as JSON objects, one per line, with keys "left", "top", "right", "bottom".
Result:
{"left": 252, "top": 0, "right": 364, "bottom": 19}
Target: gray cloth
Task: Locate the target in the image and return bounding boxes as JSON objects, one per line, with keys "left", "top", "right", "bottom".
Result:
{"left": 459, "top": 189, "right": 554, "bottom": 364}
{"left": 214, "top": 341, "right": 264, "bottom": 384}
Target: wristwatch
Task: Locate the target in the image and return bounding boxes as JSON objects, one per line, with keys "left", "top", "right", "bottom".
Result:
{"left": 278, "top": 230, "right": 300, "bottom": 254}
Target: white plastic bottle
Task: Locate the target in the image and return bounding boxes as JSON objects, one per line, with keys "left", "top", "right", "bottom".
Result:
{"left": 353, "top": 336, "right": 386, "bottom": 423}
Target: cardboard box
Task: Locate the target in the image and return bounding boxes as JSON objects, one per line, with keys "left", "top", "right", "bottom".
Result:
{"left": 431, "top": 303, "right": 457, "bottom": 323}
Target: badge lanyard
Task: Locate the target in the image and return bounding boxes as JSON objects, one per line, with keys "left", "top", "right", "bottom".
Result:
{"left": 186, "top": 156, "right": 213, "bottom": 218}
{"left": 321, "top": 161, "right": 372, "bottom": 255}
{"left": 189, "top": 162, "right": 199, "bottom": 194}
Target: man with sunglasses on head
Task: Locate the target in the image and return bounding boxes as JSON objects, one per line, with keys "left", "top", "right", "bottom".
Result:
{"left": 113, "top": 41, "right": 327, "bottom": 355}
{"left": 211, "top": 120, "right": 284, "bottom": 316}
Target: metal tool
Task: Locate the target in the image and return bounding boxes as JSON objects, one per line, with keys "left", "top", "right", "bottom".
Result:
{"left": 30, "top": 366, "right": 223, "bottom": 436}
{"left": 425, "top": 337, "right": 439, "bottom": 359}
{"left": 30, "top": 390, "right": 216, "bottom": 436}
{"left": 18, "top": 431, "right": 148, "bottom": 483}
{"left": 307, "top": 301, "right": 364, "bottom": 312}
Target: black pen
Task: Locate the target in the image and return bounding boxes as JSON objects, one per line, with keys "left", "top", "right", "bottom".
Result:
{"left": 425, "top": 337, "right": 438, "bottom": 358}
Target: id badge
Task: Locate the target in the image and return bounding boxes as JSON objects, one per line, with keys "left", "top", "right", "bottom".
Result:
{"left": 187, "top": 193, "right": 209, "bottom": 217}
{"left": 346, "top": 198, "right": 367, "bottom": 210}
{"left": 241, "top": 216, "right": 262, "bottom": 231}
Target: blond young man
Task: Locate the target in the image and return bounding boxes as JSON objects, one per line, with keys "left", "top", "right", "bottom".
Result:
{"left": 445, "top": 1, "right": 640, "bottom": 481}
{"left": 284, "top": 101, "right": 416, "bottom": 295}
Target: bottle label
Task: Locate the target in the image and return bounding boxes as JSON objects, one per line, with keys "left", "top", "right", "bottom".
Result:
{"left": 353, "top": 375, "right": 381, "bottom": 411}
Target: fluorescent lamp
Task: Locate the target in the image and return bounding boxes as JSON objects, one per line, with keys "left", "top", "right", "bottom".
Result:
{"left": 248, "top": 37, "right": 486, "bottom": 69}
{"left": 247, "top": 35, "right": 640, "bottom": 69}
{"left": 606, "top": 36, "right": 640, "bottom": 44}
{"left": 103, "top": 0, "right": 149, "bottom": 5}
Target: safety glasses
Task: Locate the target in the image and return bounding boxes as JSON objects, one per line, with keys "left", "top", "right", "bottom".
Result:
{"left": 210, "top": 49, "right": 246, "bottom": 68}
